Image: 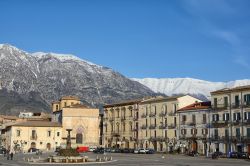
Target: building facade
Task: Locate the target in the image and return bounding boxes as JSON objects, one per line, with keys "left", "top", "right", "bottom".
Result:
{"left": 103, "top": 99, "right": 141, "bottom": 149}
{"left": 210, "top": 85, "right": 250, "bottom": 154}
{"left": 138, "top": 95, "right": 202, "bottom": 152}
{"left": 52, "top": 96, "right": 100, "bottom": 148}
{"left": 178, "top": 102, "right": 211, "bottom": 155}
{"left": 1, "top": 121, "right": 61, "bottom": 152}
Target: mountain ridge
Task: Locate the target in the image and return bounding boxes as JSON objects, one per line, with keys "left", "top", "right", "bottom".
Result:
{"left": 0, "top": 44, "right": 155, "bottom": 115}
{"left": 131, "top": 77, "right": 250, "bottom": 98}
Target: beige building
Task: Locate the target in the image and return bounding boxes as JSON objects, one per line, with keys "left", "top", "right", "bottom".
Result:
{"left": 103, "top": 99, "right": 141, "bottom": 149}
{"left": 52, "top": 96, "right": 100, "bottom": 148}
{"left": 138, "top": 95, "right": 202, "bottom": 152}
{"left": 210, "top": 85, "right": 250, "bottom": 154}
{"left": 178, "top": 102, "right": 211, "bottom": 155}
{"left": 1, "top": 121, "right": 61, "bottom": 152}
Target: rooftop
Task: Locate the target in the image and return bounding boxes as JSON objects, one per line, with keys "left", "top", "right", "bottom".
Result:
{"left": 211, "top": 85, "right": 250, "bottom": 95}
{"left": 178, "top": 101, "right": 211, "bottom": 112}
{"left": 103, "top": 99, "right": 142, "bottom": 108}
{"left": 12, "top": 121, "right": 62, "bottom": 127}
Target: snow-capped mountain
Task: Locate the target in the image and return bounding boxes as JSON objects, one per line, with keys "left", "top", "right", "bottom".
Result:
{"left": 132, "top": 78, "right": 250, "bottom": 99}
{"left": 0, "top": 44, "right": 155, "bottom": 115}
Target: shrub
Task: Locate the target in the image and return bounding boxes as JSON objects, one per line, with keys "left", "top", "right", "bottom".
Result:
{"left": 57, "top": 149, "right": 79, "bottom": 156}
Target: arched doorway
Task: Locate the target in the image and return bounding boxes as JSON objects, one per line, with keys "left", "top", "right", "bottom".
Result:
{"left": 76, "top": 133, "right": 83, "bottom": 144}
{"left": 47, "top": 143, "right": 51, "bottom": 150}
{"left": 31, "top": 142, "right": 36, "bottom": 149}
{"left": 191, "top": 141, "right": 197, "bottom": 152}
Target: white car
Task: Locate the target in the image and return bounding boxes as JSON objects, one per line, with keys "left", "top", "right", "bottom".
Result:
{"left": 134, "top": 149, "right": 139, "bottom": 154}
{"left": 89, "top": 147, "right": 96, "bottom": 152}
{"left": 139, "top": 148, "right": 147, "bottom": 154}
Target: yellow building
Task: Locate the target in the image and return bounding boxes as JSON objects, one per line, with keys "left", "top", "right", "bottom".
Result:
{"left": 52, "top": 96, "right": 100, "bottom": 148}
{"left": 1, "top": 121, "right": 61, "bottom": 152}
{"left": 210, "top": 85, "right": 250, "bottom": 154}
{"left": 103, "top": 99, "right": 141, "bottom": 149}
{"left": 139, "top": 95, "right": 201, "bottom": 152}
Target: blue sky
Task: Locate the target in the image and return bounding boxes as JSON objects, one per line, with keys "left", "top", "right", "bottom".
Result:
{"left": 0, "top": 0, "right": 249, "bottom": 81}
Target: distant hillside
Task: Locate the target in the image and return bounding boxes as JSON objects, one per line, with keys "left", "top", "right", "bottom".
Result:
{"left": 0, "top": 44, "right": 155, "bottom": 115}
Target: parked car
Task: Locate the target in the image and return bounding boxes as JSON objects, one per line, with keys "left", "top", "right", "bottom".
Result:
{"left": 88, "top": 147, "right": 96, "bottom": 152}
{"left": 105, "top": 148, "right": 111, "bottom": 153}
{"left": 134, "top": 149, "right": 139, "bottom": 154}
{"left": 237, "top": 152, "right": 249, "bottom": 159}
{"left": 121, "top": 148, "right": 130, "bottom": 153}
{"left": 138, "top": 148, "right": 147, "bottom": 154}
{"left": 146, "top": 149, "right": 155, "bottom": 154}
{"left": 228, "top": 152, "right": 238, "bottom": 158}
{"left": 0, "top": 148, "right": 6, "bottom": 155}
{"left": 28, "top": 148, "right": 39, "bottom": 153}
{"left": 187, "top": 151, "right": 199, "bottom": 157}
{"left": 93, "top": 147, "right": 105, "bottom": 154}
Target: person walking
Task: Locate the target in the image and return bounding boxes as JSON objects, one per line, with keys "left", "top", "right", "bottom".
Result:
{"left": 6, "top": 149, "right": 10, "bottom": 160}
{"left": 10, "top": 149, "right": 14, "bottom": 160}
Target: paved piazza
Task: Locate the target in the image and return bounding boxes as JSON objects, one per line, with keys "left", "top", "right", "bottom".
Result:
{"left": 0, "top": 152, "right": 249, "bottom": 166}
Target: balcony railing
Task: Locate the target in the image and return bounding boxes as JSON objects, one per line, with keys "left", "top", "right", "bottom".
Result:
{"left": 168, "top": 123, "right": 176, "bottom": 129}
{"left": 186, "top": 122, "right": 196, "bottom": 126}
{"left": 111, "top": 132, "right": 120, "bottom": 137}
{"left": 232, "top": 103, "right": 240, "bottom": 109}
{"left": 159, "top": 124, "right": 167, "bottom": 129}
{"left": 179, "top": 135, "right": 186, "bottom": 140}
{"left": 211, "top": 120, "right": 229, "bottom": 128}
{"left": 243, "top": 119, "right": 250, "bottom": 124}
{"left": 141, "top": 125, "right": 147, "bottom": 130}
{"left": 132, "top": 128, "right": 139, "bottom": 131}
{"left": 141, "top": 113, "right": 147, "bottom": 118}
{"left": 181, "top": 121, "right": 186, "bottom": 125}
{"left": 149, "top": 112, "right": 156, "bottom": 117}
{"left": 212, "top": 104, "right": 229, "bottom": 111}
{"left": 232, "top": 120, "right": 241, "bottom": 126}
{"left": 168, "top": 112, "right": 176, "bottom": 116}
{"left": 159, "top": 111, "right": 167, "bottom": 117}
{"left": 242, "top": 136, "right": 250, "bottom": 142}
{"left": 30, "top": 135, "right": 37, "bottom": 140}
{"left": 109, "top": 117, "right": 115, "bottom": 122}
{"left": 243, "top": 102, "right": 250, "bottom": 108}
{"left": 121, "top": 116, "right": 126, "bottom": 121}
{"left": 133, "top": 116, "right": 138, "bottom": 121}
{"left": 149, "top": 125, "right": 156, "bottom": 129}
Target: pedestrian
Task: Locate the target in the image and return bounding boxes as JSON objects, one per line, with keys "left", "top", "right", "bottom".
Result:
{"left": 6, "top": 149, "right": 10, "bottom": 160}
{"left": 10, "top": 149, "right": 14, "bottom": 160}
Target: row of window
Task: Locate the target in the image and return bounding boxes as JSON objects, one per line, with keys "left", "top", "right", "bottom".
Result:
{"left": 212, "top": 128, "right": 250, "bottom": 138}
{"left": 213, "top": 94, "right": 250, "bottom": 107}
{"left": 16, "top": 130, "right": 60, "bottom": 137}
{"left": 212, "top": 112, "right": 250, "bottom": 121}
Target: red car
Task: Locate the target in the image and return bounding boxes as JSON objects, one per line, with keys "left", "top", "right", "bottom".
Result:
{"left": 76, "top": 146, "right": 89, "bottom": 153}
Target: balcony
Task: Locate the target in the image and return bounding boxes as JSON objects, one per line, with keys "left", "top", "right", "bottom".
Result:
{"left": 141, "top": 113, "right": 147, "bottom": 118}
{"left": 132, "top": 127, "right": 139, "bottom": 131}
{"left": 232, "top": 120, "right": 240, "bottom": 126}
{"left": 168, "top": 123, "right": 176, "bottom": 129}
{"left": 159, "top": 111, "right": 167, "bottom": 117}
{"left": 133, "top": 116, "right": 138, "bottom": 121}
{"left": 121, "top": 116, "right": 126, "bottom": 121}
{"left": 209, "top": 135, "right": 220, "bottom": 141}
{"left": 232, "top": 103, "right": 240, "bottom": 109}
{"left": 168, "top": 112, "right": 176, "bottom": 116}
{"left": 212, "top": 104, "right": 229, "bottom": 111}
{"left": 149, "top": 125, "right": 156, "bottom": 129}
{"left": 231, "top": 136, "right": 241, "bottom": 143}
{"left": 186, "top": 122, "right": 196, "bottom": 126}
{"left": 243, "top": 102, "right": 250, "bottom": 108}
{"left": 149, "top": 112, "right": 156, "bottom": 117}
{"left": 130, "top": 137, "right": 138, "bottom": 141}
{"left": 111, "top": 132, "right": 120, "bottom": 137}
{"left": 149, "top": 136, "right": 157, "bottom": 142}
{"left": 159, "top": 124, "right": 167, "bottom": 129}
{"left": 109, "top": 117, "right": 115, "bottom": 122}
{"left": 180, "top": 121, "right": 186, "bottom": 125}
{"left": 211, "top": 120, "right": 229, "bottom": 128}
{"left": 243, "top": 119, "right": 250, "bottom": 125}
{"left": 179, "top": 135, "right": 186, "bottom": 140}
{"left": 186, "top": 134, "right": 197, "bottom": 140}
{"left": 141, "top": 125, "right": 147, "bottom": 130}
{"left": 242, "top": 136, "right": 250, "bottom": 143}
{"left": 30, "top": 135, "right": 37, "bottom": 140}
